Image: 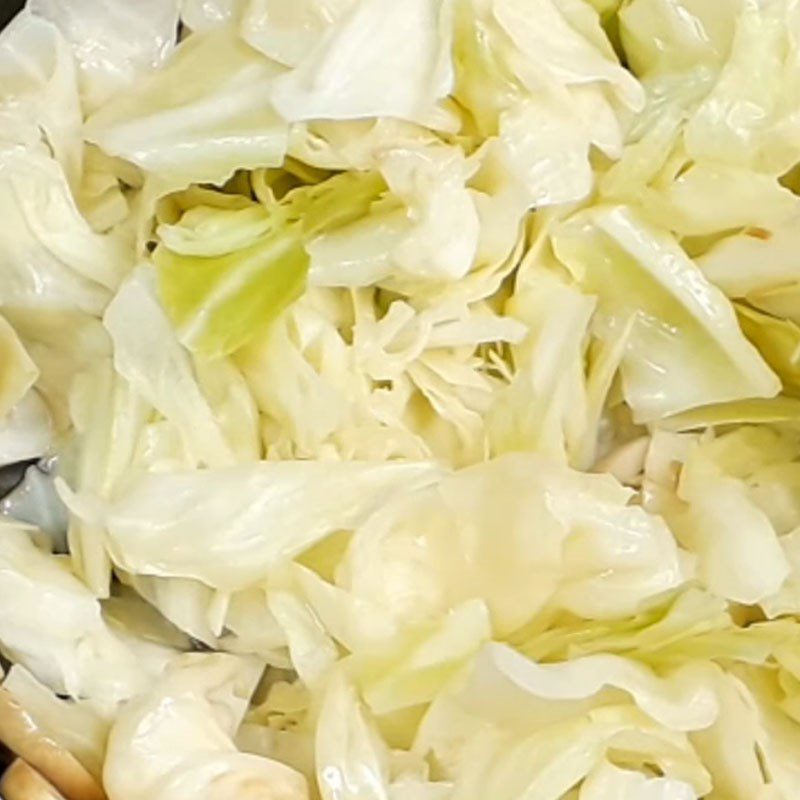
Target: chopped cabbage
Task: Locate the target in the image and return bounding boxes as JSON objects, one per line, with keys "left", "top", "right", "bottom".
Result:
{"left": 63, "top": 460, "right": 440, "bottom": 589}
{"left": 103, "top": 654, "right": 308, "bottom": 800}
{"left": 552, "top": 205, "right": 780, "bottom": 421}
{"left": 2, "top": 1, "right": 800, "bottom": 799}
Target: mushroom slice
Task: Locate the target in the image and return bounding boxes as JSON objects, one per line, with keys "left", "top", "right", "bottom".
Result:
{"left": 0, "top": 688, "right": 105, "bottom": 800}
{"left": 1, "top": 760, "right": 66, "bottom": 800}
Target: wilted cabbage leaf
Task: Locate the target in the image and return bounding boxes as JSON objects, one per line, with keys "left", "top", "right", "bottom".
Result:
{"left": 2, "top": 1, "right": 800, "bottom": 799}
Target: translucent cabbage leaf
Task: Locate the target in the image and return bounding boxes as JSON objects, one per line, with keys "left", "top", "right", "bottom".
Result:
{"left": 118, "top": 572, "right": 222, "bottom": 648}
{"left": 580, "top": 761, "right": 697, "bottom": 800}
{"left": 684, "top": 0, "right": 800, "bottom": 175}
{"left": 315, "top": 670, "right": 453, "bottom": 800}
{"left": 193, "top": 354, "right": 262, "bottom": 461}
{"left": 619, "top": 0, "right": 740, "bottom": 76}
{"left": 154, "top": 171, "right": 386, "bottom": 357}
{"left": 689, "top": 667, "right": 800, "bottom": 799}
{"left": 103, "top": 266, "right": 235, "bottom": 468}
{"left": 452, "top": 0, "right": 644, "bottom": 209}
{"left": 676, "top": 473, "right": 790, "bottom": 604}
{"left": 311, "top": 144, "right": 480, "bottom": 285}
{"left": 0, "top": 147, "right": 132, "bottom": 316}
{"left": 181, "top": 0, "right": 244, "bottom": 32}
{"left": 660, "top": 397, "right": 800, "bottom": 432}
{"left": 488, "top": 266, "right": 595, "bottom": 465}
{"left": 267, "top": 587, "right": 339, "bottom": 687}
{"left": 514, "top": 587, "right": 794, "bottom": 668}
{"left": 291, "top": 563, "right": 398, "bottom": 654}
{"left": 1, "top": 308, "right": 111, "bottom": 434}
{"left": 698, "top": 215, "right": 800, "bottom": 318}
{"left": 735, "top": 303, "right": 800, "bottom": 396}
{"left": 340, "top": 453, "right": 687, "bottom": 638}
{"left": 221, "top": 586, "right": 288, "bottom": 663}
{"left": 0, "top": 11, "right": 82, "bottom": 186}
{"left": 0, "top": 524, "right": 158, "bottom": 705}
{"left": 635, "top": 164, "right": 799, "bottom": 237}
{"left": 444, "top": 642, "right": 719, "bottom": 733}
{"left": 645, "top": 426, "right": 799, "bottom": 605}
{"left": 552, "top": 205, "right": 780, "bottom": 421}
{"left": 85, "top": 28, "right": 288, "bottom": 186}
{"left": 240, "top": 0, "right": 354, "bottom": 67}
{"left": 356, "top": 599, "right": 491, "bottom": 714}
{"left": 0, "top": 315, "right": 38, "bottom": 420}
{"left": 490, "top": 0, "right": 643, "bottom": 114}
{"left": 64, "top": 359, "right": 148, "bottom": 596}
{"left": 103, "top": 653, "right": 308, "bottom": 800}
{"left": 415, "top": 647, "right": 714, "bottom": 799}
{"left": 64, "top": 460, "right": 440, "bottom": 591}
{"left": 28, "top": 0, "right": 180, "bottom": 111}
{"left": 268, "top": 0, "right": 454, "bottom": 126}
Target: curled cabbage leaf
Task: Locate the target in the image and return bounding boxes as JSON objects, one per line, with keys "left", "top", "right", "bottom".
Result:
{"left": 103, "top": 653, "right": 308, "bottom": 800}
{"left": 552, "top": 205, "right": 780, "bottom": 421}
{"left": 63, "top": 460, "right": 440, "bottom": 590}
{"left": 340, "top": 453, "right": 687, "bottom": 637}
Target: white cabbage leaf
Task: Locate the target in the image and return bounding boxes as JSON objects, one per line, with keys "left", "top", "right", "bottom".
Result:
{"left": 0, "top": 146, "right": 132, "bottom": 316}
{"left": 309, "top": 143, "right": 481, "bottom": 286}
{"left": 634, "top": 163, "right": 799, "bottom": 238}
{"left": 619, "top": 0, "right": 740, "bottom": 76}
{"left": 0, "top": 11, "right": 82, "bottom": 185}
{"left": 181, "top": 0, "right": 246, "bottom": 31}
{"left": 268, "top": 0, "right": 455, "bottom": 127}
{"left": 221, "top": 586, "right": 289, "bottom": 663}
{"left": 684, "top": 0, "right": 800, "bottom": 176}
{"left": 64, "top": 359, "right": 149, "bottom": 596}
{"left": 415, "top": 645, "right": 714, "bottom": 799}
{"left": 153, "top": 172, "right": 382, "bottom": 357}
{"left": 0, "top": 315, "right": 39, "bottom": 420}
{"left": 488, "top": 263, "right": 595, "bottom": 465}
{"left": 28, "top": 0, "right": 180, "bottom": 112}
{"left": 236, "top": 288, "right": 516, "bottom": 466}
{"left": 353, "top": 599, "right": 492, "bottom": 715}
{"left": 579, "top": 761, "right": 697, "bottom": 800}
{"left": 85, "top": 28, "right": 288, "bottom": 186}
{"left": 674, "top": 437, "right": 791, "bottom": 605}
{"left": 103, "top": 266, "right": 236, "bottom": 468}
{"left": 689, "top": 665, "right": 800, "bottom": 799}
{"left": 316, "top": 670, "right": 452, "bottom": 800}
{"left": 516, "top": 584, "right": 799, "bottom": 670}
{"left": 267, "top": 587, "right": 339, "bottom": 687}
{"left": 697, "top": 215, "right": 800, "bottom": 317}
{"left": 340, "top": 453, "right": 687, "bottom": 638}
{"left": 240, "top": 0, "right": 354, "bottom": 67}
{"left": 456, "top": 643, "right": 718, "bottom": 733}
{"left": 0, "top": 524, "right": 160, "bottom": 706}
{"left": 118, "top": 572, "right": 223, "bottom": 648}
{"left": 641, "top": 425, "right": 800, "bottom": 607}
{"left": 452, "top": 0, "right": 644, "bottom": 213}
{"left": 1, "top": 308, "right": 111, "bottom": 434}
{"left": 552, "top": 205, "right": 780, "bottom": 421}
{"left": 103, "top": 653, "right": 309, "bottom": 800}
{"left": 64, "top": 460, "right": 440, "bottom": 591}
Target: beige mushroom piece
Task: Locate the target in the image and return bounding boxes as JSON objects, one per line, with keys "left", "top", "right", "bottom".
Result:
{"left": 1, "top": 760, "right": 67, "bottom": 800}
{"left": 0, "top": 688, "right": 105, "bottom": 800}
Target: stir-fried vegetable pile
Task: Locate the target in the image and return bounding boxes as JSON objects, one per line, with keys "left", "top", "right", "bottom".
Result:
{"left": 3, "top": 1, "right": 800, "bottom": 798}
